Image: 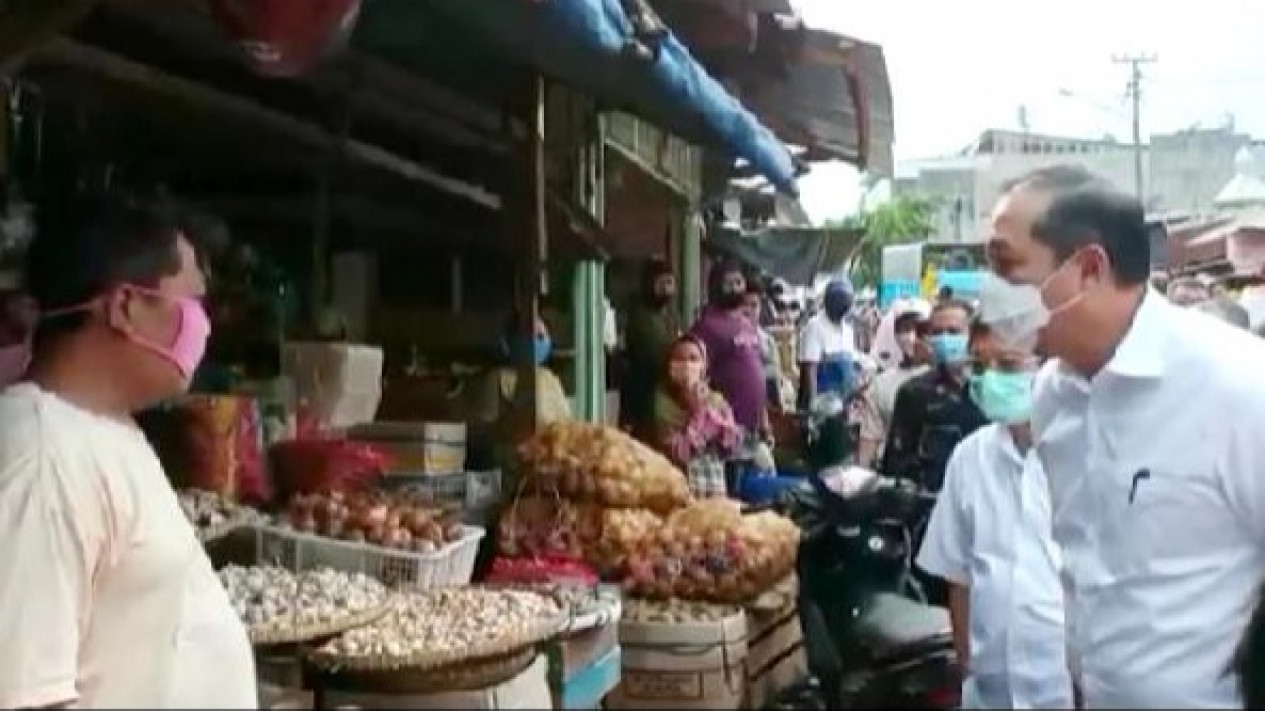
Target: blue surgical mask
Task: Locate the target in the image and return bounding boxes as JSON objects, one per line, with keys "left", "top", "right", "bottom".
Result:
{"left": 533, "top": 335, "right": 552, "bottom": 365}
{"left": 928, "top": 333, "right": 969, "bottom": 365}
{"left": 500, "top": 334, "right": 553, "bottom": 366}
{"left": 970, "top": 369, "right": 1034, "bottom": 424}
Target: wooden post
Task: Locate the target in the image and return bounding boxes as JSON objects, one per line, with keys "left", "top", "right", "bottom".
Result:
{"left": 510, "top": 73, "right": 546, "bottom": 433}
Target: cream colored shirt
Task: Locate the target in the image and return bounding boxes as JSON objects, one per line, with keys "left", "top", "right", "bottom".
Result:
{"left": 472, "top": 367, "right": 572, "bottom": 424}
{"left": 0, "top": 384, "right": 256, "bottom": 709}
{"left": 859, "top": 364, "right": 930, "bottom": 446}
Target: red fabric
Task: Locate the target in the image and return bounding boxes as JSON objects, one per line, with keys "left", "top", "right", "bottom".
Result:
{"left": 209, "top": 0, "right": 362, "bottom": 76}
{"left": 485, "top": 556, "right": 600, "bottom": 587}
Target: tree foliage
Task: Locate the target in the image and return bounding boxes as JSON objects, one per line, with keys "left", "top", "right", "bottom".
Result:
{"left": 827, "top": 195, "right": 938, "bottom": 288}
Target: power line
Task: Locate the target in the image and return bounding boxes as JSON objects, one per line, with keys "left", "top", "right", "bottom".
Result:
{"left": 1114, "top": 53, "right": 1157, "bottom": 201}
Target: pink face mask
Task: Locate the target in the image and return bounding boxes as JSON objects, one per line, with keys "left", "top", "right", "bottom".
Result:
{"left": 129, "top": 294, "right": 212, "bottom": 379}
{"left": 43, "top": 288, "right": 212, "bottom": 380}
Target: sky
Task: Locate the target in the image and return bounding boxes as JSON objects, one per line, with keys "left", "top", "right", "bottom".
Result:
{"left": 792, "top": 0, "right": 1265, "bottom": 223}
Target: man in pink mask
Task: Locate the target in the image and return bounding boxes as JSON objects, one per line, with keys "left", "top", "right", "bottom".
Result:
{"left": 0, "top": 290, "right": 35, "bottom": 385}
{"left": 0, "top": 196, "right": 256, "bottom": 708}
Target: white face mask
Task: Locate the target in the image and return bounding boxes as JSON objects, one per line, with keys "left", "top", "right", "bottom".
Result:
{"left": 978, "top": 263, "right": 1084, "bottom": 352}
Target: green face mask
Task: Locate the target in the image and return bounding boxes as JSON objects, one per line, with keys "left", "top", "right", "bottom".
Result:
{"left": 969, "top": 369, "right": 1034, "bottom": 424}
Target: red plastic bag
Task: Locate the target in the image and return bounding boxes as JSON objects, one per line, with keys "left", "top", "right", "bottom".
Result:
{"left": 269, "top": 437, "right": 391, "bottom": 501}
{"left": 209, "top": 0, "right": 361, "bottom": 77}
{"left": 139, "top": 395, "right": 271, "bottom": 504}
{"left": 485, "top": 556, "right": 599, "bottom": 587}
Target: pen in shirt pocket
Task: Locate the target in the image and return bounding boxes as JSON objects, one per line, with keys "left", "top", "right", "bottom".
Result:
{"left": 1128, "top": 468, "right": 1151, "bottom": 504}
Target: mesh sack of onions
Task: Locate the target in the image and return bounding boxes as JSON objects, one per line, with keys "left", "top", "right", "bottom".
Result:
{"left": 517, "top": 421, "right": 691, "bottom": 513}
{"left": 496, "top": 495, "right": 663, "bottom": 574}
{"left": 624, "top": 500, "right": 800, "bottom": 603}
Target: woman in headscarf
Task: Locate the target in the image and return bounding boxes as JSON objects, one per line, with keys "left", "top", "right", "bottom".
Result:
{"left": 651, "top": 334, "right": 743, "bottom": 499}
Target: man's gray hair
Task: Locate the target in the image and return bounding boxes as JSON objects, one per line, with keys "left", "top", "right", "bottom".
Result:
{"left": 1194, "top": 297, "right": 1251, "bottom": 330}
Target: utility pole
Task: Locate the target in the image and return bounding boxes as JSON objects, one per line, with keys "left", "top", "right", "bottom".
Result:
{"left": 1114, "top": 53, "right": 1156, "bottom": 202}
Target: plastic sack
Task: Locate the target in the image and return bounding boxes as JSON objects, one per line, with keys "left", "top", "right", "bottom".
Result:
{"left": 625, "top": 500, "right": 799, "bottom": 603}
{"left": 497, "top": 495, "right": 663, "bottom": 574}
{"left": 269, "top": 436, "right": 390, "bottom": 501}
{"left": 139, "top": 395, "right": 271, "bottom": 504}
{"left": 517, "top": 421, "right": 691, "bottom": 513}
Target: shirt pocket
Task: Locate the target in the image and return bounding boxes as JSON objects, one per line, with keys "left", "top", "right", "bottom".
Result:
{"left": 1094, "top": 466, "right": 1217, "bottom": 576}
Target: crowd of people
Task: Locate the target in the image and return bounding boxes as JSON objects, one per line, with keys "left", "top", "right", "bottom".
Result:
{"left": 6, "top": 170, "right": 1265, "bottom": 708}
{"left": 605, "top": 164, "right": 1265, "bottom": 709}
{"left": 881, "top": 165, "right": 1265, "bottom": 710}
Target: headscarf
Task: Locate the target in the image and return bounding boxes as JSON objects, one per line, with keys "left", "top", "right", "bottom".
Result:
{"left": 870, "top": 297, "right": 931, "bottom": 370}
{"left": 653, "top": 335, "right": 735, "bottom": 434}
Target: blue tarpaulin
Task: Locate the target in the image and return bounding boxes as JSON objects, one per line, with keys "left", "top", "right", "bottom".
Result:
{"left": 541, "top": 0, "right": 798, "bottom": 193}
{"left": 358, "top": 0, "right": 799, "bottom": 194}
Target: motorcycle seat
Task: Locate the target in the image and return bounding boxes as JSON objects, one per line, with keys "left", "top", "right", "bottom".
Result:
{"left": 852, "top": 593, "right": 952, "bottom": 662}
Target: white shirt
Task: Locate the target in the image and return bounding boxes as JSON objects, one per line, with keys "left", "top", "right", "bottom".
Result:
{"left": 797, "top": 310, "right": 857, "bottom": 363}
{"left": 1033, "top": 291, "right": 1265, "bottom": 709}
{"left": 918, "top": 424, "right": 1073, "bottom": 710}
{"left": 1239, "top": 285, "right": 1265, "bottom": 330}
{"left": 0, "top": 384, "right": 256, "bottom": 709}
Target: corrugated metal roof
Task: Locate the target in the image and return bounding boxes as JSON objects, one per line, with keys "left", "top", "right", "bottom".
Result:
{"left": 736, "top": 28, "right": 893, "bottom": 175}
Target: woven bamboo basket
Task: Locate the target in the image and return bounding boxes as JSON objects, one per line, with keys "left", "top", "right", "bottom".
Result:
{"left": 246, "top": 597, "right": 395, "bottom": 646}
{"left": 305, "top": 647, "right": 538, "bottom": 694}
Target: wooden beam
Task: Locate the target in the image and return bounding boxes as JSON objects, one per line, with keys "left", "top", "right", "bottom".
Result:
{"left": 510, "top": 73, "right": 547, "bottom": 435}
{"left": 0, "top": 0, "right": 96, "bottom": 73}
{"left": 25, "top": 38, "right": 502, "bottom": 209}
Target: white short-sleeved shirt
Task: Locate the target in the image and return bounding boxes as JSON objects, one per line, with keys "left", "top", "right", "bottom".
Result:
{"left": 918, "top": 424, "right": 1073, "bottom": 710}
{"left": 0, "top": 384, "right": 256, "bottom": 709}
{"left": 797, "top": 311, "right": 857, "bottom": 364}
{"left": 1033, "top": 291, "right": 1265, "bottom": 709}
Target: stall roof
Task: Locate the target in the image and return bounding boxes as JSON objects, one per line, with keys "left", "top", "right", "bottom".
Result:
{"left": 738, "top": 27, "right": 893, "bottom": 175}
{"left": 707, "top": 223, "right": 863, "bottom": 285}
{"left": 651, "top": 5, "right": 894, "bottom": 176}
{"left": 353, "top": 0, "right": 798, "bottom": 194}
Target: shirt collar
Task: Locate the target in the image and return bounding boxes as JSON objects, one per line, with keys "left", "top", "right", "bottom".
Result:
{"left": 1101, "top": 288, "right": 1169, "bottom": 379}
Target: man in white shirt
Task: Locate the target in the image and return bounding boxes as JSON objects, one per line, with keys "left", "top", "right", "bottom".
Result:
{"left": 917, "top": 324, "right": 1072, "bottom": 710}
{"left": 980, "top": 164, "right": 1265, "bottom": 709}
{"left": 0, "top": 197, "right": 256, "bottom": 708}
{"left": 797, "top": 277, "right": 858, "bottom": 409}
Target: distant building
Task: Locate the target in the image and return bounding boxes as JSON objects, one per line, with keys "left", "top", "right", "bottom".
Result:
{"left": 894, "top": 127, "right": 1252, "bottom": 242}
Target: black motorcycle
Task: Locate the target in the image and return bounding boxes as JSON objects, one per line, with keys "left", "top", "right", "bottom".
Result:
{"left": 770, "top": 395, "right": 960, "bottom": 710}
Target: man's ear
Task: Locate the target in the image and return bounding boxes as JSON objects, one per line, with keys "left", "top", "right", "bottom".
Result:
{"left": 102, "top": 288, "right": 137, "bottom": 336}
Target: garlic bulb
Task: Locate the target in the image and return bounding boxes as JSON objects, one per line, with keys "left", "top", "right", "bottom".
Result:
{"left": 318, "top": 588, "right": 561, "bottom": 661}
{"left": 218, "top": 565, "right": 387, "bottom": 633}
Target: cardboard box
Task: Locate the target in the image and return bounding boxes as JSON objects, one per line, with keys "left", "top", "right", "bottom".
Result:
{"left": 746, "top": 604, "right": 808, "bottom": 707}
{"left": 350, "top": 421, "right": 468, "bottom": 475}
{"left": 609, "top": 608, "right": 748, "bottom": 710}
{"left": 321, "top": 653, "right": 551, "bottom": 710}
{"left": 547, "top": 622, "right": 620, "bottom": 685}
{"left": 281, "top": 342, "right": 383, "bottom": 429}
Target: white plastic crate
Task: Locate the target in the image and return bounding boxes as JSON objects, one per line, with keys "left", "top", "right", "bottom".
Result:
{"left": 250, "top": 523, "right": 485, "bottom": 590}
